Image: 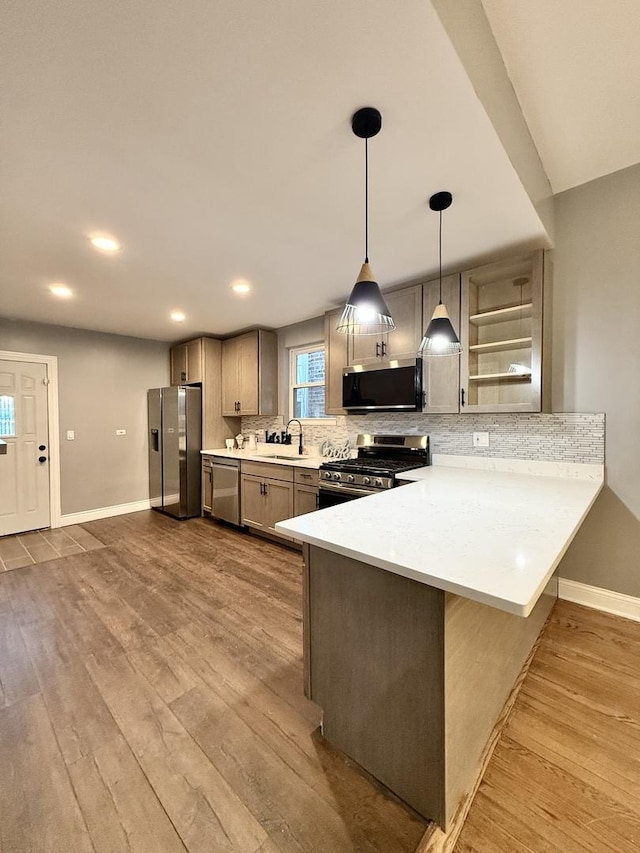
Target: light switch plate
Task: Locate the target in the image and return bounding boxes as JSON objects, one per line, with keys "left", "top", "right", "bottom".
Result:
{"left": 116, "top": 429, "right": 127, "bottom": 436}
{"left": 66, "top": 430, "right": 75, "bottom": 441}
{"left": 473, "top": 432, "right": 489, "bottom": 448}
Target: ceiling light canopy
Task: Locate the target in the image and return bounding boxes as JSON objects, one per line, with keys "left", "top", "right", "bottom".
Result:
{"left": 418, "top": 191, "right": 462, "bottom": 357}
{"left": 337, "top": 107, "right": 395, "bottom": 336}
{"left": 231, "top": 279, "right": 252, "bottom": 294}
{"left": 170, "top": 310, "right": 186, "bottom": 322}
{"left": 89, "top": 233, "right": 121, "bottom": 254}
{"left": 49, "top": 283, "right": 73, "bottom": 298}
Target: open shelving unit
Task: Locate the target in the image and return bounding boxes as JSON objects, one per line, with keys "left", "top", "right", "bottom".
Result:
{"left": 460, "top": 252, "right": 543, "bottom": 412}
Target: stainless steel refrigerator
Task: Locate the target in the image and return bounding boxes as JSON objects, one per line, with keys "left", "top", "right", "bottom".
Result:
{"left": 148, "top": 386, "right": 202, "bottom": 519}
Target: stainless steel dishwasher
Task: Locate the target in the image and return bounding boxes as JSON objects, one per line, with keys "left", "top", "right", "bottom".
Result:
{"left": 211, "top": 456, "right": 241, "bottom": 526}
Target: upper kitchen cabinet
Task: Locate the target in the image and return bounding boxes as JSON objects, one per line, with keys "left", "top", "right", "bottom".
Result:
{"left": 324, "top": 309, "right": 348, "bottom": 415}
{"left": 422, "top": 274, "right": 461, "bottom": 414}
{"left": 170, "top": 337, "right": 205, "bottom": 385}
{"left": 460, "top": 251, "right": 544, "bottom": 413}
{"left": 222, "top": 329, "right": 278, "bottom": 416}
{"left": 347, "top": 284, "right": 423, "bottom": 365}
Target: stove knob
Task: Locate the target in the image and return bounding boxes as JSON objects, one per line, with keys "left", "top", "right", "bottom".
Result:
{"left": 324, "top": 471, "right": 332, "bottom": 479}
{"left": 374, "top": 477, "right": 383, "bottom": 487}
{"left": 347, "top": 474, "right": 355, "bottom": 483}
{"left": 362, "top": 476, "right": 371, "bottom": 485}
{"left": 333, "top": 472, "right": 341, "bottom": 480}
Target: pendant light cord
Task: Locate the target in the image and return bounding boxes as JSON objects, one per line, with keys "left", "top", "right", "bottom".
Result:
{"left": 364, "top": 137, "right": 369, "bottom": 263}
{"left": 438, "top": 209, "right": 443, "bottom": 303}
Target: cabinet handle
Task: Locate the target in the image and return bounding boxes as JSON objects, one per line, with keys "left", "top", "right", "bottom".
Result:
{"left": 375, "top": 342, "right": 380, "bottom": 357}
{"left": 315, "top": 494, "right": 320, "bottom": 509}
{"left": 300, "top": 473, "right": 312, "bottom": 479}
{"left": 461, "top": 388, "right": 466, "bottom": 407}
{"left": 259, "top": 482, "right": 263, "bottom": 495}
{"left": 381, "top": 341, "right": 387, "bottom": 358}
{"left": 422, "top": 390, "right": 426, "bottom": 409}
{"left": 181, "top": 371, "right": 186, "bottom": 382}
{"left": 263, "top": 483, "right": 268, "bottom": 496}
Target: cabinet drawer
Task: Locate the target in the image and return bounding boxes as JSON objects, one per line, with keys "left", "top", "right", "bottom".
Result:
{"left": 294, "top": 468, "right": 319, "bottom": 486}
{"left": 241, "top": 461, "right": 294, "bottom": 482}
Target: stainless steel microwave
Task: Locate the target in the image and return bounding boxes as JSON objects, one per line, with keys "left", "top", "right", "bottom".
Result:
{"left": 342, "top": 359, "right": 423, "bottom": 412}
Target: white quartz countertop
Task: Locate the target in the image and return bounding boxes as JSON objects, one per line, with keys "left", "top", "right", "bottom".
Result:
{"left": 201, "top": 446, "right": 325, "bottom": 469}
{"left": 276, "top": 457, "right": 604, "bottom": 617}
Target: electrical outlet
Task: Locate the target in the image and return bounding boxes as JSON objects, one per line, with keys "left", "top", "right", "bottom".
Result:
{"left": 66, "top": 430, "right": 75, "bottom": 441}
{"left": 473, "top": 432, "right": 489, "bottom": 448}
{"left": 116, "top": 429, "right": 127, "bottom": 436}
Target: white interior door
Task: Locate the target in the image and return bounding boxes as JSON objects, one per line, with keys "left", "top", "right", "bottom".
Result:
{"left": 0, "top": 359, "right": 51, "bottom": 535}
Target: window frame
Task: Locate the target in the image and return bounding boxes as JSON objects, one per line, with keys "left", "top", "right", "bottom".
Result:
{"left": 288, "top": 343, "right": 336, "bottom": 425}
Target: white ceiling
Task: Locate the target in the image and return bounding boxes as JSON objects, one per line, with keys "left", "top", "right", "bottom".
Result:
{"left": 481, "top": 0, "right": 640, "bottom": 194}
{"left": 0, "top": 0, "right": 548, "bottom": 342}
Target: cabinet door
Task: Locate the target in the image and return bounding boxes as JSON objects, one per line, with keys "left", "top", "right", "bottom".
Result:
{"left": 185, "top": 339, "right": 203, "bottom": 383}
{"left": 222, "top": 337, "right": 240, "bottom": 416}
{"left": 385, "top": 285, "right": 423, "bottom": 360}
{"left": 238, "top": 331, "right": 259, "bottom": 415}
{"left": 294, "top": 483, "right": 318, "bottom": 517}
{"left": 170, "top": 344, "right": 188, "bottom": 385}
{"left": 324, "top": 310, "right": 348, "bottom": 415}
{"left": 263, "top": 479, "right": 294, "bottom": 538}
{"left": 348, "top": 332, "right": 380, "bottom": 366}
{"left": 422, "top": 274, "right": 461, "bottom": 414}
{"left": 240, "top": 474, "right": 265, "bottom": 529}
{"left": 460, "top": 252, "right": 543, "bottom": 413}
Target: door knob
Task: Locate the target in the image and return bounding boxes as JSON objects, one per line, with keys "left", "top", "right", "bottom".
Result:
{"left": 38, "top": 456, "right": 47, "bottom": 463}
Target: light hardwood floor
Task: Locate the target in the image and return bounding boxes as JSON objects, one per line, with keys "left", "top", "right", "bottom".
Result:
{"left": 0, "top": 511, "right": 427, "bottom": 853}
{"left": 1, "top": 511, "right": 639, "bottom": 853}
{"left": 455, "top": 601, "right": 640, "bottom": 853}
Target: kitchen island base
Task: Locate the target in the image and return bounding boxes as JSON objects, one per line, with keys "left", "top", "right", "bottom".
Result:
{"left": 304, "top": 544, "right": 557, "bottom": 830}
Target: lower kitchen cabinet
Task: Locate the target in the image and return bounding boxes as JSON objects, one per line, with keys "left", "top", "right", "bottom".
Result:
{"left": 241, "top": 461, "right": 294, "bottom": 541}
{"left": 293, "top": 467, "right": 319, "bottom": 516}
{"left": 293, "top": 484, "right": 319, "bottom": 516}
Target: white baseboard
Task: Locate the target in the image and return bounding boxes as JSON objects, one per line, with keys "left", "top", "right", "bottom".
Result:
{"left": 558, "top": 578, "right": 640, "bottom": 623}
{"left": 59, "top": 499, "right": 152, "bottom": 527}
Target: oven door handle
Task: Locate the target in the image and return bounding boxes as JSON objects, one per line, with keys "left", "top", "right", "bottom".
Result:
{"left": 319, "top": 484, "right": 376, "bottom": 498}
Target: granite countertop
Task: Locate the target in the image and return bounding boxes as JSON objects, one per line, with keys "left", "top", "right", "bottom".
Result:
{"left": 201, "top": 445, "right": 325, "bottom": 469}
{"left": 276, "top": 455, "right": 604, "bottom": 617}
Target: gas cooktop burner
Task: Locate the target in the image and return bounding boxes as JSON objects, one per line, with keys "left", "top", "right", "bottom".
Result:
{"left": 320, "top": 457, "right": 423, "bottom": 475}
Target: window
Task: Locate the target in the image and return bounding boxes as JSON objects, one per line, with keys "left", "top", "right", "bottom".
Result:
{"left": 0, "top": 395, "right": 15, "bottom": 437}
{"left": 289, "top": 345, "right": 328, "bottom": 420}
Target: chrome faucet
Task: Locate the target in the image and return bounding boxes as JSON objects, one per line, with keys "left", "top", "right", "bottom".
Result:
{"left": 286, "top": 418, "right": 304, "bottom": 455}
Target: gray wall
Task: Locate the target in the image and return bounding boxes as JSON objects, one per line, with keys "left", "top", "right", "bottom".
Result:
{"left": 276, "top": 316, "right": 325, "bottom": 419}
{"left": 0, "top": 318, "right": 169, "bottom": 515}
{"left": 553, "top": 163, "right": 640, "bottom": 596}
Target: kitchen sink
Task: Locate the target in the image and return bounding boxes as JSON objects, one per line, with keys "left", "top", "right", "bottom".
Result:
{"left": 253, "top": 454, "right": 301, "bottom": 461}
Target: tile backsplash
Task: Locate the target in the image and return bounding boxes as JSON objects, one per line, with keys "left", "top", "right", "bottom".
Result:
{"left": 241, "top": 412, "right": 605, "bottom": 465}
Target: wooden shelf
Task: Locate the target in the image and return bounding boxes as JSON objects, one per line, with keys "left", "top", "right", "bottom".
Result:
{"left": 469, "top": 337, "right": 532, "bottom": 354}
{"left": 469, "top": 371, "right": 532, "bottom": 382}
{"left": 469, "top": 303, "right": 533, "bottom": 327}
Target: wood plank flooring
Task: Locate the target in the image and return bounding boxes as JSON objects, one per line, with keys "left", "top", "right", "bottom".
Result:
{"left": 2, "top": 510, "right": 640, "bottom": 852}
{"left": 454, "top": 601, "right": 640, "bottom": 853}
{"left": 0, "top": 510, "right": 427, "bottom": 853}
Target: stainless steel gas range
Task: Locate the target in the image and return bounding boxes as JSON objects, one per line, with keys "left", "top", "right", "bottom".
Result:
{"left": 318, "top": 434, "right": 430, "bottom": 508}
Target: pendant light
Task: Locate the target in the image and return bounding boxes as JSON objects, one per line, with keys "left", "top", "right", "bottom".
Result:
{"left": 336, "top": 107, "right": 395, "bottom": 335}
{"left": 418, "top": 191, "right": 462, "bottom": 357}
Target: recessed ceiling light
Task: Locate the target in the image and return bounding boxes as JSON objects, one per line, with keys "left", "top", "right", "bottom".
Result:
{"left": 49, "top": 283, "right": 73, "bottom": 298}
{"left": 170, "top": 310, "right": 186, "bottom": 322}
{"left": 231, "top": 279, "right": 252, "bottom": 295}
{"left": 89, "top": 234, "right": 121, "bottom": 254}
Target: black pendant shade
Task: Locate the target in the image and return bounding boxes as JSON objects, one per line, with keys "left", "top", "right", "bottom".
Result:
{"left": 337, "top": 107, "right": 396, "bottom": 335}
{"left": 336, "top": 262, "right": 395, "bottom": 335}
{"left": 418, "top": 191, "right": 462, "bottom": 357}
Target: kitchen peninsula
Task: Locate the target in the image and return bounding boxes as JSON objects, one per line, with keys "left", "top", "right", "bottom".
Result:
{"left": 276, "top": 457, "right": 603, "bottom": 830}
